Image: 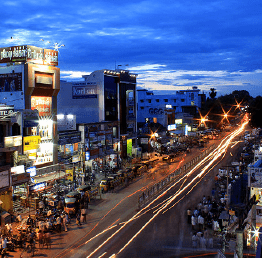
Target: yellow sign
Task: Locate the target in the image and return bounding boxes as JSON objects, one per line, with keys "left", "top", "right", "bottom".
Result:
{"left": 23, "top": 136, "right": 41, "bottom": 152}
{"left": 66, "top": 169, "right": 73, "bottom": 181}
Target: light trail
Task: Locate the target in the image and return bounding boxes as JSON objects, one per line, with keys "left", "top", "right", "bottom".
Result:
{"left": 86, "top": 121, "right": 247, "bottom": 257}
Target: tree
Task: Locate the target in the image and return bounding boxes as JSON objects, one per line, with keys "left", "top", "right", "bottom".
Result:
{"left": 209, "top": 88, "right": 217, "bottom": 100}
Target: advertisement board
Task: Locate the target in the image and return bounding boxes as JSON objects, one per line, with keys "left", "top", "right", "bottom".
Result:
{"left": 31, "top": 96, "right": 52, "bottom": 117}
{"left": 0, "top": 72, "right": 22, "bottom": 92}
{"left": 23, "top": 136, "right": 41, "bottom": 152}
{"left": 0, "top": 45, "right": 58, "bottom": 66}
{"left": 0, "top": 105, "right": 14, "bottom": 119}
{"left": 72, "top": 83, "right": 97, "bottom": 99}
{"left": 4, "top": 135, "right": 22, "bottom": 148}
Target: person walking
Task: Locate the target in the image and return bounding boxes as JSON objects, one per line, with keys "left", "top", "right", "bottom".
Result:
{"left": 62, "top": 214, "right": 68, "bottom": 232}
{"left": 191, "top": 215, "right": 197, "bottom": 231}
{"left": 81, "top": 208, "right": 87, "bottom": 224}
{"left": 76, "top": 211, "right": 81, "bottom": 226}
{"left": 187, "top": 208, "right": 192, "bottom": 224}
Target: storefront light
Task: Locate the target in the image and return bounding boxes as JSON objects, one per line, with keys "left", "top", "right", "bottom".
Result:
{"left": 67, "top": 114, "right": 74, "bottom": 119}
{"left": 57, "top": 114, "right": 65, "bottom": 119}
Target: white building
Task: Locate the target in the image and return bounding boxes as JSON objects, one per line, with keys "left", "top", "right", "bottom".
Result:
{"left": 137, "top": 86, "right": 203, "bottom": 128}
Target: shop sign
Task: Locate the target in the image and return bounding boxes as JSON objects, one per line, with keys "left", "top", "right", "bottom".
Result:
{"left": 175, "top": 119, "right": 183, "bottom": 125}
{"left": 31, "top": 96, "right": 52, "bottom": 117}
{"left": 85, "top": 151, "right": 90, "bottom": 161}
{"left": 0, "top": 72, "right": 22, "bottom": 92}
{"left": 168, "top": 124, "right": 176, "bottom": 131}
{"left": 0, "top": 105, "right": 14, "bottom": 119}
{"left": 0, "top": 170, "right": 10, "bottom": 188}
{"left": 23, "top": 136, "right": 41, "bottom": 152}
{"left": 29, "top": 182, "right": 46, "bottom": 192}
{"left": 26, "top": 166, "right": 36, "bottom": 177}
{"left": 72, "top": 155, "right": 80, "bottom": 163}
{"left": 0, "top": 45, "right": 58, "bottom": 66}
{"left": 11, "top": 172, "right": 30, "bottom": 186}
{"left": 72, "top": 83, "right": 97, "bottom": 99}
{"left": 4, "top": 135, "right": 22, "bottom": 148}
{"left": 11, "top": 165, "right": 25, "bottom": 174}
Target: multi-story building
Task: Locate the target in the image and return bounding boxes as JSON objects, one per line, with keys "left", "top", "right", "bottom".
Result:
{"left": 0, "top": 45, "right": 61, "bottom": 211}
{"left": 59, "top": 69, "right": 137, "bottom": 164}
{"left": 137, "top": 86, "right": 203, "bottom": 130}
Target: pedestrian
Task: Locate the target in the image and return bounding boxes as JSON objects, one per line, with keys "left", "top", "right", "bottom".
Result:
{"left": 62, "top": 214, "right": 68, "bottom": 232}
{"left": 191, "top": 215, "right": 197, "bottom": 231}
{"left": 198, "top": 213, "right": 204, "bottom": 231}
{"left": 56, "top": 215, "right": 62, "bottom": 233}
{"left": 193, "top": 207, "right": 199, "bottom": 217}
{"left": 76, "top": 212, "right": 81, "bottom": 226}
{"left": 81, "top": 208, "right": 87, "bottom": 223}
{"left": 192, "top": 233, "right": 198, "bottom": 249}
{"left": 187, "top": 208, "right": 192, "bottom": 224}
{"left": 38, "top": 230, "right": 43, "bottom": 248}
{"left": 43, "top": 231, "right": 51, "bottom": 249}
{"left": 200, "top": 234, "right": 206, "bottom": 250}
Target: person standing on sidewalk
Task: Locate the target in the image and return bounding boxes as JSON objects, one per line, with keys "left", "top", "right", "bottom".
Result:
{"left": 187, "top": 208, "right": 192, "bottom": 224}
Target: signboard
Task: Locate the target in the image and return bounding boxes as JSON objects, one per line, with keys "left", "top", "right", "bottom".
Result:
{"left": 0, "top": 170, "right": 10, "bottom": 189}
{"left": 31, "top": 96, "right": 52, "bottom": 117}
{"left": 26, "top": 166, "right": 36, "bottom": 177}
{"left": 11, "top": 165, "right": 25, "bottom": 174}
{"left": 168, "top": 124, "right": 176, "bottom": 131}
{"left": 58, "top": 131, "right": 81, "bottom": 145}
{"left": 57, "top": 115, "right": 76, "bottom": 131}
{"left": 29, "top": 182, "right": 46, "bottom": 192}
{"left": 175, "top": 119, "right": 183, "bottom": 124}
{"left": 0, "top": 72, "right": 22, "bottom": 92}
{"left": 140, "top": 138, "right": 149, "bottom": 144}
{"left": 4, "top": 135, "right": 22, "bottom": 148}
{"left": 0, "top": 45, "right": 58, "bottom": 66}
{"left": 23, "top": 136, "right": 41, "bottom": 152}
{"left": 0, "top": 105, "right": 14, "bottom": 119}
{"left": 72, "top": 83, "right": 97, "bottom": 99}
{"left": 85, "top": 151, "right": 90, "bottom": 161}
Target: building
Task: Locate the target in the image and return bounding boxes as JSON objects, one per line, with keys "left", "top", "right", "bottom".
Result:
{"left": 59, "top": 69, "right": 137, "bottom": 160}
{"left": 0, "top": 45, "right": 61, "bottom": 211}
{"left": 137, "top": 86, "right": 203, "bottom": 131}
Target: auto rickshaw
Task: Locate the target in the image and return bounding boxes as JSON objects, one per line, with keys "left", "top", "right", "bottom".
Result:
{"left": 100, "top": 179, "right": 111, "bottom": 193}
{"left": 64, "top": 197, "right": 77, "bottom": 215}
{"left": 77, "top": 184, "right": 91, "bottom": 195}
{"left": 66, "top": 191, "right": 81, "bottom": 200}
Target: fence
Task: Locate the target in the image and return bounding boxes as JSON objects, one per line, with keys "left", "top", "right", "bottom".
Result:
{"left": 138, "top": 145, "right": 216, "bottom": 209}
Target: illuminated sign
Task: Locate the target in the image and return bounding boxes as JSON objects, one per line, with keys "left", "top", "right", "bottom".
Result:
{"left": 85, "top": 151, "right": 90, "bottom": 161}
{"left": 26, "top": 166, "right": 36, "bottom": 177}
{"left": 0, "top": 105, "right": 14, "bottom": 119}
{"left": 175, "top": 119, "right": 183, "bottom": 125}
{"left": 11, "top": 165, "right": 25, "bottom": 174}
{"left": 0, "top": 45, "right": 58, "bottom": 66}
{"left": 23, "top": 136, "right": 41, "bottom": 152}
{"left": 72, "top": 84, "right": 97, "bottom": 99}
{"left": 29, "top": 182, "right": 46, "bottom": 192}
{"left": 168, "top": 124, "right": 176, "bottom": 131}
{"left": 4, "top": 135, "right": 22, "bottom": 148}
{"left": 31, "top": 96, "right": 52, "bottom": 117}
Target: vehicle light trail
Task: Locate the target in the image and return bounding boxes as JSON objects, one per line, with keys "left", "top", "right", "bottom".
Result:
{"left": 86, "top": 121, "right": 247, "bottom": 258}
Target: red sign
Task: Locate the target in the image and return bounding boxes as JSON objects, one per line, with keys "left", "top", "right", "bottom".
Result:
{"left": 31, "top": 96, "right": 52, "bottom": 117}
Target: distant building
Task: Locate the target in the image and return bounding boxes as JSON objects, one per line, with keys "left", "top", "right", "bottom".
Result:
{"left": 59, "top": 69, "right": 137, "bottom": 159}
{"left": 137, "top": 86, "right": 203, "bottom": 129}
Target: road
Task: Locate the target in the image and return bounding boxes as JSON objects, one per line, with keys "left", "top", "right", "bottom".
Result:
{"left": 55, "top": 123, "right": 247, "bottom": 258}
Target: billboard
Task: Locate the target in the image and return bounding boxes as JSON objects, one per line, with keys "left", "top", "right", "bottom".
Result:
{"left": 0, "top": 45, "right": 58, "bottom": 66}
{"left": 23, "top": 136, "right": 41, "bottom": 152}
{"left": 72, "top": 83, "right": 97, "bottom": 99}
{"left": 31, "top": 96, "right": 52, "bottom": 117}
{"left": 0, "top": 72, "right": 22, "bottom": 92}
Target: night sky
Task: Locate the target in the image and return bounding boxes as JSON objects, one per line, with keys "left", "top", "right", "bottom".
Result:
{"left": 1, "top": 0, "right": 262, "bottom": 97}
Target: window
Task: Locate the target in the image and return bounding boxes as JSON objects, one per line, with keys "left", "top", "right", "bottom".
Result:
{"left": 140, "top": 100, "right": 144, "bottom": 103}
{"left": 164, "top": 99, "right": 168, "bottom": 102}
{"left": 173, "top": 99, "right": 176, "bottom": 103}
{"left": 147, "top": 99, "right": 151, "bottom": 103}
{"left": 140, "top": 107, "right": 144, "bottom": 110}
{"left": 156, "top": 99, "right": 159, "bottom": 102}
{"left": 190, "top": 93, "right": 194, "bottom": 100}
{"left": 181, "top": 99, "right": 185, "bottom": 102}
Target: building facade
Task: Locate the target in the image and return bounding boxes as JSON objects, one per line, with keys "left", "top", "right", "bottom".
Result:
{"left": 59, "top": 69, "right": 137, "bottom": 159}
{"left": 137, "top": 86, "right": 202, "bottom": 128}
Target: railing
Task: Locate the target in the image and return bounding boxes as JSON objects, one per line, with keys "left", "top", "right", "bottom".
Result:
{"left": 138, "top": 144, "right": 216, "bottom": 209}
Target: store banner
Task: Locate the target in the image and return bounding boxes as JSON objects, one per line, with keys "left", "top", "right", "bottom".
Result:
{"left": 31, "top": 96, "right": 52, "bottom": 117}
{"left": 23, "top": 136, "right": 41, "bottom": 152}
{"left": 127, "top": 139, "right": 132, "bottom": 157}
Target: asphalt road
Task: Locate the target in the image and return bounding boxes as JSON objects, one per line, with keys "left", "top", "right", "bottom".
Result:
{"left": 55, "top": 125, "right": 247, "bottom": 258}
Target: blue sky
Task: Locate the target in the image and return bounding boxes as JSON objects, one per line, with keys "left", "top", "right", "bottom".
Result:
{"left": 1, "top": 0, "right": 262, "bottom": 97}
